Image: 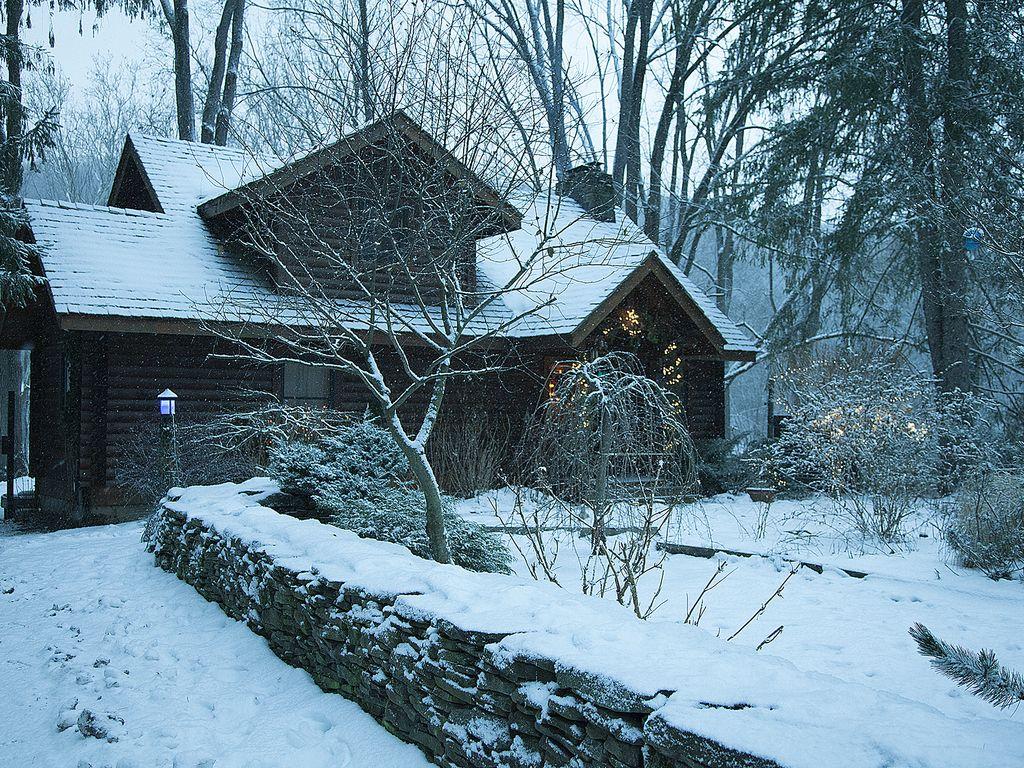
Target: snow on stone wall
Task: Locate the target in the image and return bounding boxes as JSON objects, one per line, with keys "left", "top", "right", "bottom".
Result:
{"left": 145, "top": 480, "right": 986, "bottom": 768}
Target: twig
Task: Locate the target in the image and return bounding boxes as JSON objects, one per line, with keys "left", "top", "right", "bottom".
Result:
{"left": 756, "top": 625, "right": 784, "bottom": 651}
{"left": 683, "top": 559, "right": 731, "bottom": 625}
{"left": 727, "top": 565, "right": 799, "bottom": 642}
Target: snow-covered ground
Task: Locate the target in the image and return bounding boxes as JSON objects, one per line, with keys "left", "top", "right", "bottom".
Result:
{"left": 458, "top": 490, "right": 1024, "bottom": 739}
{"left": 2, "top": 488, "right": 1021, "bottom": 767}
{"left": 0, "top": 521, "right": 431, "bottom": 768}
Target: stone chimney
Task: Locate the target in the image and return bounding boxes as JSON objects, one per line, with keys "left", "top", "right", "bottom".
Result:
{"left": 556, "top": 162, "right": 616, "bottom": 223}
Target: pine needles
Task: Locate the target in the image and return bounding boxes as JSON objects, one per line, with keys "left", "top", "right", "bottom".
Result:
{"left": 909, "top": 623, "right": 1024, "bottom": 709}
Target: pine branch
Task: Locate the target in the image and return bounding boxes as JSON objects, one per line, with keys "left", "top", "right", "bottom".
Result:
{"left": 909, "top": 623, "right": 1024, "bottom": 710}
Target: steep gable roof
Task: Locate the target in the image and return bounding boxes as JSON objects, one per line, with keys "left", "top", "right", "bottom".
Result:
{"left": 196, "top": 111, "right": 522, "bottom": 233}
{"left": 477, "top": 193, "right": 757, "bottom": 358}
{"left": 26, "top": 121, "right": 756, "bottom": 359}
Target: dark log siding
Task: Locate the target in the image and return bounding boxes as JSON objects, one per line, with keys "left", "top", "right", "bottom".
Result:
{"left": 28, "top": 274, "right": 729, "bottom": 519}
{"left": 92, "top": 332, "right": 276, "bottom": 491}
{"left": 681, "top": 359, "right": 726, "bottom": 439}
{"left": 72, "top": 332, "right": 460, "bottom": 507}
{"left": 29, "top": 341, "right": 78, "bottom": 517}
{"left": 206, "top": 138, "right": 499, "bottom": 307}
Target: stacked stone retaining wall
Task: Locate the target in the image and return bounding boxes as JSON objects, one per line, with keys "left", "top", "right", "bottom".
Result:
{"left": 147, "top": 494, "right": 781, "bottom": 768}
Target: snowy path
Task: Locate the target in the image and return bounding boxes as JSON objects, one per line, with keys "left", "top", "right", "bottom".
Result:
{"left": 0, "top": 522, "right": 431, "bottom": 768}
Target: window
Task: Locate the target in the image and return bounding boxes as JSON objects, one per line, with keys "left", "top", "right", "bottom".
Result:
{"left": 282, "top": 362, "right": 330, "bottom": 408}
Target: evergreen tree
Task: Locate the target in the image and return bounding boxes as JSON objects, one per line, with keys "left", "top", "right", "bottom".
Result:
{"left": 910, "top": 622, "right": 1024, "bottom": 709}
{"left": 0, "top": 0, "right": 56, "bottom": 310}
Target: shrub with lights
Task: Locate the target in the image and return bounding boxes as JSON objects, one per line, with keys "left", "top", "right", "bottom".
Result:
{"left": 750, "top": 348, "right": 994, "bottom": 543}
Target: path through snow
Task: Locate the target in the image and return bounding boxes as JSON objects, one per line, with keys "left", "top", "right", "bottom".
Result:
{"left": 0, "top": 521, "right": 431, "bottom": 768}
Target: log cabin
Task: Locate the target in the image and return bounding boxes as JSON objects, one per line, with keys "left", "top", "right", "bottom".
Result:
{"left": 2, "top": 112, "right": 756, "bottom": 524}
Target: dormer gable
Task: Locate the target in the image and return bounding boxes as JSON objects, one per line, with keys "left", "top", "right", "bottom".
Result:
{"left": 108, "top": 136, "right": 162, "bottom": 212}
{"left": 196, "top": 111, "right": 521, "bottom": 232}
{"left": 195, "top": 112, "right": 522, "bottom": 305}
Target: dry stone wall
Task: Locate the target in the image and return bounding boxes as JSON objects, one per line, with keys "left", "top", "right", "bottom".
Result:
{"left": 147, "top": 490, "right": 783, "bottom": 768}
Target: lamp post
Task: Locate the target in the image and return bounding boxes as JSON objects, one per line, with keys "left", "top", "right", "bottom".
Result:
{"left": 158, "top": 389, "right": 179, "bottom": 487}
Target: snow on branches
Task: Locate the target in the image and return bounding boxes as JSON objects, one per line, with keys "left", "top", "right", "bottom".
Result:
{"left": 910, "top": 623, "right": 1024, "bottom": 710}
{"left": 751, "top": 348, "right": 996, "bottom": 542}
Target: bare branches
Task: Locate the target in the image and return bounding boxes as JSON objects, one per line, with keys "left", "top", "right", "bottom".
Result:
{"left": 726, "top": 565, "right": 797, "bottom": 642}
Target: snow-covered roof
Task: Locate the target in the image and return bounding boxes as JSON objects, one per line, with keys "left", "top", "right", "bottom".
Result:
{"left": 26, "top": 130, "right": 756, "bottom": 357}
{"left": 126, "top": 133, "right": 280, "bottom": 214}
{"left": 477, "top": 193, "right": 757, "bottom": 354}
{"left": 25, "top": 198, "right": 274, "bottom": 321}
{"left": 24, "top": 197, "right": 511, "bottom": 336}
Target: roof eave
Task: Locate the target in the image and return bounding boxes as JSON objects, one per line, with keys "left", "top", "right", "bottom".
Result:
{"left": 721, "top": 347, "right": 758, "bottom": 362}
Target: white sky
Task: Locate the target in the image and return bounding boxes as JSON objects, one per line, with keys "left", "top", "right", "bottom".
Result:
{"left": 23, "top": 7, "right": 162, "bottom": 88}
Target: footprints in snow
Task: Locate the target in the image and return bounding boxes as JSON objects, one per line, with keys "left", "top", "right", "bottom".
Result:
{"left": 45, "top": 599, "right": 131, "bottom": 749}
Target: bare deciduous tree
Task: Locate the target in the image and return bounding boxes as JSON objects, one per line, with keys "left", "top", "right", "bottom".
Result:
{"left": 203, "top": 80, "right": 636, "bottom": 562}
{"left": 91, "top": 0, "right": 246, "bottom": 144}
{"left": 524, "top": 351, "right": 698, "bottom": 549}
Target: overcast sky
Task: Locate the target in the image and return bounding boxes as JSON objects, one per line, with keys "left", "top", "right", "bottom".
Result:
{"left": 24, "top": 6, "right": 167, "bottom": 90}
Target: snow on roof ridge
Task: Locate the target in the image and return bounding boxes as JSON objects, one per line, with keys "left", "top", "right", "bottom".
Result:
{"left": 129, "top": 131, "right": 256, "bottom": 157}
{"left": 25, "top": 198, "right": 172, "bottom": 217}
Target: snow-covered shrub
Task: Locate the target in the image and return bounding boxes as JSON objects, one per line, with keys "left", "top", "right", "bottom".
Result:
{"left": 751, "top": 350, "right": 995, "bottom": 542}
{"left": 268, "top": 420, "right": 511, "bottom": 573}
{"left": 428, "top": 407, "right": 513, "bottom": 498}
{"left": 945, "top": 472, "right": 1024, "bottom": 579}
{"left": 268, "top": 420, "right": 406, "bottom": 502}
{"left": 116, "top": 416, "right": 262, "bottom": 507}
{"left": 695, "top": 435, "right": 754, "bottom": 495}
{"left": 320, "top": 490, "right": 512, "bottom": 573}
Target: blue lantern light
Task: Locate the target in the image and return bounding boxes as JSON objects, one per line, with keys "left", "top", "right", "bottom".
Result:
{"left": 963, "top": 226, "right": 984, "bottom": 253}
{"left": 158, "top": 389, "right": 178, "bottom": 416}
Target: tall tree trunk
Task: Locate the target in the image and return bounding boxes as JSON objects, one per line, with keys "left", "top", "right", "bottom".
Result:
{"left": 937, "top": 0, "right": 973, "bottom": 392}
{"left": 644, "top": 4, "right": 693, "bottom": 242}
{"left": 716, "top": 130, "right": 744, "bottom": 315}
{"left": 170, "top": 0, "right": 196, "bottom": 141}
{"left": 901, "top": 0, "right": 945, "bottom": 384}
{"left": 3, "top": 0, "right": 24, "bottom": 196}
{"left": 542, "top": 0, "right": 570, "bottom": 174}
{"left": 200, "top": 0, "right": 235, "bottom": 144}
{"left": 612, "top": 0, "right": 653, "bottom": 221}
{"left": 214, "top": 0, "right": 245, "bottom": 145}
